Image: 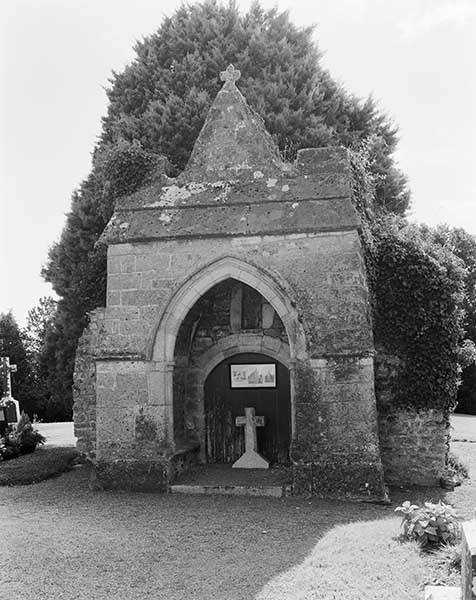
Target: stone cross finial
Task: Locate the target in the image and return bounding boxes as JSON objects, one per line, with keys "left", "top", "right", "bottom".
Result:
{"left": 232, "top": 406, "right": 269, "bottom": 469}
{"left": 220, "top": 64, "right": 241, "bottom": 85}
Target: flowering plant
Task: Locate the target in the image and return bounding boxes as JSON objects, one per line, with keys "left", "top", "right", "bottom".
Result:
{"left": 395, "top": 500, "right": 460, "bottom": 547}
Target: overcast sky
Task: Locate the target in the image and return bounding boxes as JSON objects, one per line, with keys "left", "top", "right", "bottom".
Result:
{"left": 1, "top": 0, "right": 475, "bottom": 325}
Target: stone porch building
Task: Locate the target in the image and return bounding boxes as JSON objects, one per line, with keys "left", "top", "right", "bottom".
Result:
{"left": 73, "top": 66, "right": 446, "bottom": 499}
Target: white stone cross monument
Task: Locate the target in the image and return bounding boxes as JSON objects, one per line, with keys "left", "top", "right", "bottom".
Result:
{"left": 232, "top": 407, "right": 269, "bottom": 469}
{"left": 0, "top": 357, "right": 20, "bottom": 423}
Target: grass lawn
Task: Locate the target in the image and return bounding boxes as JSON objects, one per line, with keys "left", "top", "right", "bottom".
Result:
{"left": 0, "top": 446, "right": 79, "bottom": 486}
{"left": 0, "top": 437, "right": 474, "bottom": 599}
{"left": 1, "top": 467, "right": 424, "bottom": 600}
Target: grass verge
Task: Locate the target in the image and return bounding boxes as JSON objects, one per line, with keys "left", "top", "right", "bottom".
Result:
{"left": 0, "top": 446, "right": 79, "bottom": 486}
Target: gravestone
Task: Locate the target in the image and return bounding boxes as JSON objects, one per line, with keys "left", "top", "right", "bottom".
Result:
{"left": 0, "top": 405, "right": 7, "bottom": 437}
{"left": 233, "top": 407, "right": 269, "bottom": 469}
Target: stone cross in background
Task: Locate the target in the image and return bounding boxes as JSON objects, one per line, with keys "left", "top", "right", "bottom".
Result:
{"left": 0, "top": 357, "right": 20, "bottom": 424}
{"left": 0, "top": 357, "right": 16, "bottom": 398}
{"left": 232, "top": 407, "right": 269, "bottom": 469}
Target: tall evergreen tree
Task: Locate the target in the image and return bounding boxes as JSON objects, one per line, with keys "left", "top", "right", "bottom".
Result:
{"left": 43, "top": 0, "right": 411, "bottom": 417}
{"left": 22, "top": 297, "right": 57, "bottom": 419}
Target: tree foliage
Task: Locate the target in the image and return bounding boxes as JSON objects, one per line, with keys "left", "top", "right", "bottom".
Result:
{"left": 43, "top": 0, "right": 411, "bottom": 419}
{"left": 101, "top": 1, "right": 409, "bottom": 211}
{"left": 350, "top": 153, "right": 468, "bottom": 414}
{"left": 0, "top": 301, "right": 60, "bottom": 419}
{"left": 372, "top": 220, "right": 466, "bottom": 412}
{"left": 22, "top": 297, "right": 58, "bottom": 420}
{"left": 417, "top": 225, "right": 476, "bottom": 414}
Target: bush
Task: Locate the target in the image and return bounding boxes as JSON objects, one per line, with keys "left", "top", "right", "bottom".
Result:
{"left": 0, "top": 437, "right": 19, "bottom": 461}
{"left": 14, "top": 412, "right": 46, "bottom": 453}
{"left": 395, "top": 501, "right": 460, "bottom": 548}
{"left": 0, "top": 412, "right": 45, "bottom": 461}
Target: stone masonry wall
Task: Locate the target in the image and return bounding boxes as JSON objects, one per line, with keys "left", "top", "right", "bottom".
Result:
{"left": 375, "top": 352, "right": 448, "bottom": 486}
{"left": 99, "top": 229, "right": 372, "bottom": 361}
{"left": 292, "top": 356, "right": 387, "bottom": 500}
{"left": 378, "top": 408, "right": 448, "bottom": 486}
{"left": 73, "top": 308, "right": 106, "bottom": 458}
{"left": 86, "top": 229, "right": 387, "bottom": 497}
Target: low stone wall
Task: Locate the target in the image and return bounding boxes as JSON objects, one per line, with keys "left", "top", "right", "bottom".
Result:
{"left": 378, "top": 408, "right": 448, "bottom": 486}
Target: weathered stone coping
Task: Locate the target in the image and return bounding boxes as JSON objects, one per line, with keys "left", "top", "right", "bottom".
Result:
{"left": 116, "top": 190, "right": 351, "bottom": 211}
{"left": 169, "top": 484, "right": 286, "bottom": 498}
{"left": 102, "top": 197, "right": 360, "bottom": 244}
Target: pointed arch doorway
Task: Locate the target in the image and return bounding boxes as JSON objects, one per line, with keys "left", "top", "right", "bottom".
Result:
{"left": 204, "top": 353, "right": 291, "bottom": 465}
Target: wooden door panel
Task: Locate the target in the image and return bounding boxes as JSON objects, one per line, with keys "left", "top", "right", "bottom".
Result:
{"left": 205, "top": 353, "right": 290, "bottom": 464}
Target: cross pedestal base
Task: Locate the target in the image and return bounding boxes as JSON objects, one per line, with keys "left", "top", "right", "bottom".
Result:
{"left": 232, "top": 449, "right": 269, "bottom": 469}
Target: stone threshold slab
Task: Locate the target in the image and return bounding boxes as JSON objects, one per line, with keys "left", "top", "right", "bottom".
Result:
{"left": 169, "top": 483, "right": 286, "bottom": 498}
{"left": 424, "top": 586, "right": 461, "bottom": 599}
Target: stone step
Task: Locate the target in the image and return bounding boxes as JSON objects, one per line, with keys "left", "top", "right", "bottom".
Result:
{"left": 169, "top": 483, "right": 286, "bottom": 498}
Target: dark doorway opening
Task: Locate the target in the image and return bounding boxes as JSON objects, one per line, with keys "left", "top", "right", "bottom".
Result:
{"left": 204, "top": 353, "right": 291, "bottom": 465}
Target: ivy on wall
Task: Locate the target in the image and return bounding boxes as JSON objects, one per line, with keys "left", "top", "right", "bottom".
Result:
{"left": 350, "top": 150, "right": 466, "bottom": 413}
{"left": 372, "top": 224, "right": 465, "bottom": 412}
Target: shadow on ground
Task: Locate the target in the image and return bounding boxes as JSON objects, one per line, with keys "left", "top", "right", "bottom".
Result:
{"left": 1, "top": 440, "right": 474, "bottom": 600}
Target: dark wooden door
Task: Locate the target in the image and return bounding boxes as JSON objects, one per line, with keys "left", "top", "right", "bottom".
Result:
{"left": 205, "top": 353, "right": 290, "bottom": 465}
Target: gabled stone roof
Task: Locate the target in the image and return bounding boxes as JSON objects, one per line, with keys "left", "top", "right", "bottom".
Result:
{"left": 179, "top": 64, "right": 289, "bottom": 183}
{"left": 101, "top": 66, "right": 360, "bottom": 244}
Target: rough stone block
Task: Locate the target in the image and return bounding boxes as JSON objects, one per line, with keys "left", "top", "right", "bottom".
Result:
{"left": 378, "top": 408, "right": 447, "bottom": 486}
{"left": 94, "top": 459, "right": 169, "bottom": 492}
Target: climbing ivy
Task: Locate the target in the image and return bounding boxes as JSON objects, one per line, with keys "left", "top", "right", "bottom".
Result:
{"left": 350, "top": 152, "right": 466, "bottom": 413}
{"left": 372, "top": 222, "right": 465, "bottom": 412}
